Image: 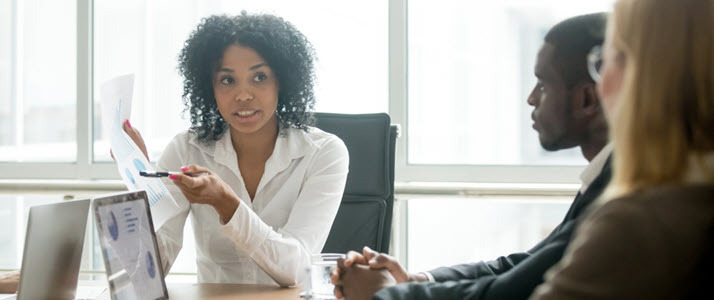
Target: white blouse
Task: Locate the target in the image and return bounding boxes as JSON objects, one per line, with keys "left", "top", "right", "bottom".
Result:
{"left": 154, "top": 126, "right": 349, "bottom": 287}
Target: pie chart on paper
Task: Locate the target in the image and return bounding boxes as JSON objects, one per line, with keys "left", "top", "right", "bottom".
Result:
{"left": 125, "top": 168, "right": 135, "bottom": 184}
{"left": 133, "top": 158, "right": 146, "bottom": 172}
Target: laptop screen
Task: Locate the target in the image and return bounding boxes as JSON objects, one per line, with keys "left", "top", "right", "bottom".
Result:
{"left": 93, "top": 191, "right": 168, "bottom": 300}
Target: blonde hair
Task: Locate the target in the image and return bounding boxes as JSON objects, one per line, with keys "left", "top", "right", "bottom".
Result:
{"left": 606, "top": 0, "right": 714, "bottom": 198}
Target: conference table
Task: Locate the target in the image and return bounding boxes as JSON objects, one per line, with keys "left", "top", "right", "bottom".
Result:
{"left": 85, "top": 282, "right": 304, "bottom": 300}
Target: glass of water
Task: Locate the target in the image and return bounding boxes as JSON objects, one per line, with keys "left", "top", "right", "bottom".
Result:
{"left": 308, "top": 253, "right": 346, "bottom": 299}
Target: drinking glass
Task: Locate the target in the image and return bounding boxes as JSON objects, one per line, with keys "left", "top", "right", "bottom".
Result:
{"left": 308, "top": 253, "right": 346, "bottom": 299}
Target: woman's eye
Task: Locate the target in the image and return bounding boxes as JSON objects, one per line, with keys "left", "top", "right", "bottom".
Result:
{"left": 220, "top": 77, "right": 234, "bottom": 85}
{"left": 253, "top": 73, "right": 267, "bottom": 82}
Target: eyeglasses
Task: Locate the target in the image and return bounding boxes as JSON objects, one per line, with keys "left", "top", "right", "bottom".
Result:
{"left": 587, "top": 45, "right": 603, "bottom": 82}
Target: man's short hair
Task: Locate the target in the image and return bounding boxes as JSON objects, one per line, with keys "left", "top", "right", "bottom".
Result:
{"left": 545, "top": 13, "right": 607, "bottom": 88}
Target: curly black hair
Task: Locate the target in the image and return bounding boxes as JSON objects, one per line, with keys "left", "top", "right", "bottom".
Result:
{"left": 178, "top": 12, "right": 317, "bottom": 142}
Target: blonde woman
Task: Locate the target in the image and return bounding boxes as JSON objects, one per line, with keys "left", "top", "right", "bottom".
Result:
{"left": 531, "top": 0, "right": 714, "bottom": 299}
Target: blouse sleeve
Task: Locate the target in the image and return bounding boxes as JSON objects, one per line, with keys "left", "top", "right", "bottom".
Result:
{"left": 153, "top": 134, "right": 192, "bottom": 276}
{"left": 218, "top": 136, "right": 349, "bottom": 287}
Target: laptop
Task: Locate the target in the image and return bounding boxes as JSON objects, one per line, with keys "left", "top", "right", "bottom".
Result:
{"left": 93, "top": 191, "right": 168, "bottom": 300}
{"left": 0, "top": 199, "right": 91, "bottom": 300}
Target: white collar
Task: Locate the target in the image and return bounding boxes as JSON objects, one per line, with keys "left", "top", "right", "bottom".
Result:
{"left": 188, "top": 127, "right": 315, "bottom": 190}
{"left": 579, "top": 143, "right": 614, "bottom": 194}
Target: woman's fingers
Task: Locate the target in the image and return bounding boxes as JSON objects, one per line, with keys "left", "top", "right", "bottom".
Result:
{"left": 170, "top": 169, "right": 220, "bottom": 206}
{"left": 171, "top": 173, "right": 203, "bottom": 190}
{"left": 122, "top": 120, "right": 150, "bottom": 162}
{"left": 172, "top": 178, "right": 207, "bottom": 205}
{"left": 180, "top": 164, "right": 212, "bottom": 175}
{"left": 171, "top": 176, "right": 192, "bottom": 195}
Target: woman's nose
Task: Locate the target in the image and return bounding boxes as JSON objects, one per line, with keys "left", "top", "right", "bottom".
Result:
{"left": 234, "top": 88, "right": 253, "bottom": 102}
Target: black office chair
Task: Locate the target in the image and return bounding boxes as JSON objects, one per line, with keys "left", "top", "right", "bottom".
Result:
{"left": 314, "top": 113, "right": 398, "bottom": 254}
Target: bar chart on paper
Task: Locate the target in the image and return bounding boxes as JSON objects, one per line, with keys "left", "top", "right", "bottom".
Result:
{"left": 130, "top": 157, "right": 168, "bottom": 207}
{"left": 111, "top": 99, "right": 168, "bottom": 208}
{"left": 100, "top": 74, "right": 180, "bottom": 227}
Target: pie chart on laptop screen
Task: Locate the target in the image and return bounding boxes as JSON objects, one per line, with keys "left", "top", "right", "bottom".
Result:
{"left": 146, "top": 251, "right": 156, "bottom": 279}
{"left": 109, "top": 211, "right": 119, "bottom": 241}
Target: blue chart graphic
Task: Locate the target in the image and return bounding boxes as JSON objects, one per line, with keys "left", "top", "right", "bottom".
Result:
{"left": 133, "top": 159, "right": 146, "bottom": 172}
{"left": 124, "top": 207, "right": 137, "bottom": 233}
{"left": 145, "top": 184, "right": 168, "bottom": 207}
{"left": 109, "top": 211, "right": 119, "bottom": 241}
{"left": 111, "top": 99, "right": 134, "bottom": 159}
{"left": 131, "top": 155, "right": 167, "bottom": 207}
{"left": 146, "top": 251, "right": 156, "bottom": 279}
{"left": 125, "top": 168, "right": 135, "bottom": 185}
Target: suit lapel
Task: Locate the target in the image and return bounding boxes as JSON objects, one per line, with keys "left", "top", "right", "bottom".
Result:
{"left": 569, "top": 156, "right": 613, "bottom": 219}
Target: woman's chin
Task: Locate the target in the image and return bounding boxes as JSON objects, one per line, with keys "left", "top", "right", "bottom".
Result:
{"left": 227, "top": 111, "right": 278, "bottom": 137}
{"left": 229, "top": 120, "right": 278, "bottom": 137}
{"left": 230, "top": 124, "right": 262, "bottom": 135}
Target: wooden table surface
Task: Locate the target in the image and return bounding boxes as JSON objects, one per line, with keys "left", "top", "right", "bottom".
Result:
{"left": 84, "top": 282, "right": 304, "bottom": 300}
{"left": 165, "top": 283, "right": 303, "bottom": 300}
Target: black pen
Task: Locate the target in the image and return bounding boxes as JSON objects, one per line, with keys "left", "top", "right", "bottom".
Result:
{"left": 139, "top": 171, "right": 209, "bottom": 177}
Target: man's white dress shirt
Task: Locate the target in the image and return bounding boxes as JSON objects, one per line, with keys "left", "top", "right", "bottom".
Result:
{"left": 154, "top": 127, "right": 349, "bottom": 287}
{"left": 578, "top": 143, "right": 613, "bottom": 194}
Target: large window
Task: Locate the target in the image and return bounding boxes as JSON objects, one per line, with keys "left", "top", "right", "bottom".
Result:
{"left": 0, "top": 0, "right": 12, "bottom": 153}
{"left": 406, "top": 196, "right": 571, "bottom": 272}
{"left": 1, "top": 0, "right": 616, "bottom": 280}
{"left": 0, "top": 0, "right": 613, "bottom": 180}
{"left": 92, "top": 0, "right": 388, "bottom": 162}
{"left": 0, "top": 194, "right": 82, "bottom": 270}
{"left": 0, "top": 0, "right": 77, "bottom": 162}
{"left": 407, "top": 0, "right": 614, "bottom": 166}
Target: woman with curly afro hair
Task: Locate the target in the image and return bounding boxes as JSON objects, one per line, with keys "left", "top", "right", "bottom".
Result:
{"left": 122, "top": 12, "right": 349, "bottom": 286}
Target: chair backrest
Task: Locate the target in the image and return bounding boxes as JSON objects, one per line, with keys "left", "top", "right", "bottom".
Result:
{"left": 314, "top": 113, "right": 397, "bottom": 254}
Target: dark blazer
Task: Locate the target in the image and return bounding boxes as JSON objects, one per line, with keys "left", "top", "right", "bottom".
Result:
{"left": 374, "top": 158, "right": 612, "bottom": 300}
{"left": 531, "top": 184, "right": 714, "bottom": 299}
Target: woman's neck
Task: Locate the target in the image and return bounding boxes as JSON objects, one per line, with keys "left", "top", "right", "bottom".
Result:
{"left": 230, "top": 118, "right": 279, "bottom": 160}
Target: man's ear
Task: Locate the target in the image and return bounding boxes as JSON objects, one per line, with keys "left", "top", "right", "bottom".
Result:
{"left": 572, "top": 82, "right": 601, "bottom": 118}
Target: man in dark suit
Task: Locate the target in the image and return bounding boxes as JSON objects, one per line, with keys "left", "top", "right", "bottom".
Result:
{"left": 332, "top": 13, "right": 611, "bottom": 300}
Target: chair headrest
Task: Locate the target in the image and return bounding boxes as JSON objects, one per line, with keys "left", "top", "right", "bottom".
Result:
{"left": 314, "top": 113, "right": 392, "bottom": 198}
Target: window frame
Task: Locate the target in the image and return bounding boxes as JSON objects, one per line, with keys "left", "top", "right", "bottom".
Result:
{"left": 0, "top": 0, "right": 584, "bottom": 184}
{"left": 388, "top": 0, "right": 583, "bottom": 184}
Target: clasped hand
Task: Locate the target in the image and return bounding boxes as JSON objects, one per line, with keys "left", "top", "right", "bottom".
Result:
{"left": 331, "top": 246, "right": 424, "bottom": 300}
